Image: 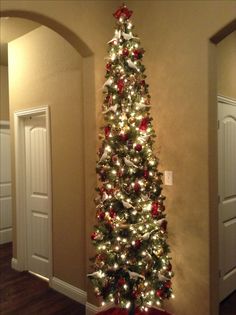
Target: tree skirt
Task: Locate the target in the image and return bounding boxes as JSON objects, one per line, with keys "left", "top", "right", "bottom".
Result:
{"left": 97, "top": 307, "right": 171, "bottom": 315}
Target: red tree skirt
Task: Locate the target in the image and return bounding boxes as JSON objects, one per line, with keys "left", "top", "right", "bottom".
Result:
{"left": 97, "top": 307, "right": 171, "bottom": 315}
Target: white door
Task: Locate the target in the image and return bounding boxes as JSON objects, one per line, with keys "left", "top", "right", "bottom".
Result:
{"left": 24, "top": 115, "right": 50, "bottom": 278}
{"left": 0, "top": 124, "right": 12, "bottom": 244}
{"left": 218, "top": 97, "right": 236, "bottom": 301}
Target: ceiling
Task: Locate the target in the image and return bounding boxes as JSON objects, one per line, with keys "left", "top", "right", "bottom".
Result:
{"left": 0, "top": 17, "right": 40, "bottom": 66}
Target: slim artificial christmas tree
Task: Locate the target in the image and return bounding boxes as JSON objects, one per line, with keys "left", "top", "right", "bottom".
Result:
{"left": 88, "top": 4, "right": 174, "bottom": 315}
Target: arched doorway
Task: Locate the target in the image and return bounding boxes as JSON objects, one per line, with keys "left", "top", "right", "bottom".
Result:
{"left": 0, "top": 9, "right": 96, "bottom": 309}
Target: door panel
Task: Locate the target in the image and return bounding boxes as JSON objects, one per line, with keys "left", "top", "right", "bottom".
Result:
{"left": 0, "top": 127, "right": 12, "bottom": 244}
{"left": 218, "top": 99, "right": 236, "bottom": 301}
{"left": 25, "top": 115, "right": 50, "bottom": 278}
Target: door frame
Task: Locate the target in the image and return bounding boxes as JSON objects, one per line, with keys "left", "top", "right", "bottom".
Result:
{"left": 13, "top": 106, "right": 53, "bottom": 281}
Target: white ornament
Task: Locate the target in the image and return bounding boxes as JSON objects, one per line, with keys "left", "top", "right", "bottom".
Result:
{"left": 156, "top": 218, "right": 166, "bottom": 227}
{"left": 87, "top": 270, "right": 105, "bottom": 279}
{"left": 102, "top": 104, "right": 118, "bottom": 114}
{"left": 108, "top": 30, "right": 121, "bottom": 44}
{"left": 102, "top": 192, "right": 109, "bottom": 202}
{"left": 141, "top": 229, "right": 158, "bottom": 240}
{"left": 139, "top": 134, "right": 150, "bottom": 143}
{"left": 122, "top": 200, "right": 134, "bottom": 209}
{"left": 158, "top": 273, "right": 170, "bottom": 282}
{"left": 127, "top": 270, "right": 145, "bottom": 280}
{"left": 124, "top": 157, "right": 138, "bottom": 168}
{"left": 95, "top": 233, "right": 103, "bottom": 241}
{"left": 135, "top": 102, "right": 151, "bottom": 110}
{"left": 122, "top": 32, "right": 139, "bottom": 41}
{"left": 103, "top": 77, "right": 113, "bottom": 89}
{"left": 126, "top": 59, "right": 138, "bottom": 71}
{"left": 141, "top": 194, "right": 149, "bottom": 201}
{"left": 98, "top": 150, "right": 109, "bottom": 164}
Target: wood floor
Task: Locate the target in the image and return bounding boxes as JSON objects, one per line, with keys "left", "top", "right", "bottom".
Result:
{"left": 0, "top": 243, "right": 85, "bottom": 315}
{"left": 220, "top": 290, "right": 236, "bottom": 315}
{"left": 1, "top": 242, "right": 236, "bottom": 315}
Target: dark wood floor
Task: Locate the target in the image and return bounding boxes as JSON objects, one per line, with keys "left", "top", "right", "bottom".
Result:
{"left": 0, "top": 243, "right": 85, "bottom": 315}
{"left": 220, "top": 290, "right": 236, "bottom": 315}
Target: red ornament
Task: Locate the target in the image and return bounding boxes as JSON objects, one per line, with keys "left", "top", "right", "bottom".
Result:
{"left": 112, "top": 155, "right": 118, "bottom": 162}
{"left": 105, "top": 94, "right": 113, "bottom": 105}
{"left": 165, "top": 280, "right": 172, "bottom": 289}
{"left": 156, "top": 289, "right": 164, "bottom": 297}
{"left": 151, "top": 202, "right": 160, "bottom": 217}
{"left": 141, "top": 80, "right": 146, "bottom": 86}
{"left": 120, "top": 133, "right": 128, "bottom": 141}
{"left": 139, "top": 117, "right": 149, "bottom": 131}
{"left": 109, "top": 208, "right": 116, "bottom": 219}
{"left": 97, "top": 210, "right": 105, "bottom": 221}
{"left": 100, "top": 186, "right": 106, "bottom": 194}
{"left": 133, "top": 49, "right": 143, "bottom": 60}
{"left": 91, "top": 232, "right": 97, "bottom": 240}
{"left": 143, "top": 170, "right": 149, "bottom": 179}
{"left": 113, "top": 5, "right": 133, "bottom": 20}
{"left": 117, "top": 79, "right": 124, "bottom": 94}
{"left": 135, "top": 143, "right": 142, "bottom": 151}
{"left": 118, "top": 277, "right": 126, "bottom": 286}
{"left": 161, "top": 220, "right": 168, "bottom": 232}
{"left": 106, "top": 63, "right": 111, "bottom": 71}
{"left": 131, "top": 290, "right": 139, "bottom": 299}
{"left": 122, "top": 48, "right": 129, "bottom": 57}
{"left": 107, "top": 188, "right": 114, "bottom": 195}
{"left": 104, "top": 126, "right": 111, "bottom": 138}
{"left": 134, "top": 182, "right": 141, "bottom": 192}
{"left": 118, "top": 169, "right": 123, "bottom": 177}
{"left": 135, "top": 239, "right": 142, "bottom": 249}
{"left": 167, "top": 263, "right": 172, "bottom": 271}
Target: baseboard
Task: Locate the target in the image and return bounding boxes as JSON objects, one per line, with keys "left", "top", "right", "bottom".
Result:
{"left": 86, "top": 302, "right": 113, "bottom": 315}
{"left": 11, "top": 257, "right": 22, "bottom": 271}
{"left": 50, "top": 277, "right": 87, "bottom": 305}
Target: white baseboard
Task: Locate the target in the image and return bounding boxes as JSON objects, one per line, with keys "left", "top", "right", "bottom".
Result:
{"left": 50, "top": 277, "right": 87, "bottom": 305}
{"left": 86, "top": 302, "right": 113, "bottom": 315}
{"left": 11, "top": 257, "right": 22, "bottom": 271}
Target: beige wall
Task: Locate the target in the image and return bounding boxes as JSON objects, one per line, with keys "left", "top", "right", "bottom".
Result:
{"left": 1, "top": 1, "right": 236, "bottom": 315}
{"left": 0, "top": 65, "right": 9, "bottom": 121}
{"left": 217, "top": 31, "right": 236, "bottom": 99}
{"left": 8, "top": 25, "right": 85, "bottom": 290}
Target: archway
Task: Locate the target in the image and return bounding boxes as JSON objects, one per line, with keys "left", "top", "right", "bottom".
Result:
{"left": 0, "top": 8, "right": 97, "bottom": 309}
{"left": 208, "top": 18, "right": 236, "bottom": 315}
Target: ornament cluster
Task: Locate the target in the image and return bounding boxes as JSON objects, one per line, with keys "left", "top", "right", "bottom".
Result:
{"left": 88, "top": 4, "right": 174, "bottom": 312}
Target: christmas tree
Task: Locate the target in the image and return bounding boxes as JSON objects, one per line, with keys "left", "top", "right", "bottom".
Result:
{"left": 88, "top": 4, "right": 174, "bottom": 314}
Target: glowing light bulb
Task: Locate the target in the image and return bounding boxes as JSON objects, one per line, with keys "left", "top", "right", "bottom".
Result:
{"left": 126, "top": 301, "right": 131, "bottom": 309}
{"left": 127, "top": 22, "right": 132, "bottom": 29}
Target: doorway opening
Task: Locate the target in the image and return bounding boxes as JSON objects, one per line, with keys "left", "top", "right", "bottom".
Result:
{"left": 209, "top": 20, "right": 236, "bottom": 315}
{"left": 0, "top": 11, "right": 95, "bottom": 309}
